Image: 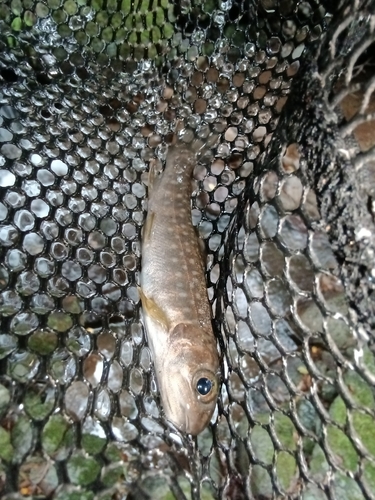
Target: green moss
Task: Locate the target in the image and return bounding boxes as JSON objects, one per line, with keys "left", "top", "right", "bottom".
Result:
{"left": 63, "top": 0, "right": 78, "bottom": 15}
{"left": 151, "top": 26, "right": 161, "bottom": 43}
{"left": 107, "top": 0, "right": 117, "bottom": 12}
{"left": 91, "top": 37, "right": 104, "bottom": 52}
{"left": 106, "top": 42, "right": 117, "bottom": 57}
{"left": 251, "top": 425, "right": 273, "bottom": 463}
{"left": 102, "top": 26, "right": 113, "bottom": 42}
{"left": 363, "top": 346, "right": 375, "bottom": 373}
{"left": 0, "top": 427, "right": 14, "bottom": 462}
{"left": 327, "top": 425, "right": 358, "bottom": 472}
{"left": 0, "top": 333, "right": 17, "bottom": 359}
{"left": 28, "top": 329, "right": 58, "bottom": 355}
{"left": 309, "top": 443, "right": 329, "bottom": 481}
{"left": 24, "top": 385, "right": 55, "bottom": 420}
{"left": 101, "top": 463, "right": 127, "bottom": 487}
{"left": 91, "top": 0, "right": 103, "bottom": 10}
{"left": 36, "top": 2, "right": 49, "bottom": 17}
{"left": 201, "top": 482, "right": 216, "bottom": 500}
{"left": 58, "top": 23, "right": 72, "bottom": 37}
{"left": 11, "top": 16, "right": 23, "bottom": 31}
{"left": 275, "top": 413, "right": 297, "bottom": 450}
{"left": 0, "top": 385, "right": 10, "bottom": 417}
{"left": 12, "top": 415, "right": 33, "bottom": 462}
{"left": 344, "top": 371, "right": 375, "bottom": 408}
{"left": 42, "top": 414, "right": 74, "bottom": 460}
{"left": 96, "top": 10, "right": 108, "bottom": 27}
{"left": 148, "top": 44, "right": 157, "bottom": 59}
{"left": 302, "top": 483, "right": 325, "bottom": 500}
{"left": 86, "top": 20, "right": 99, "bottom": 36}
{"left": 203, "top": 0, "right": 216, "bottom": 14}
{"left": 8, "top": 351, "right": 39, "bottom": 383}
{"left": 363, "top": 460, "right": 375, "bottom": 491}
{"left": 163, "top": 22, "right": 173, "bottom": 39}
{"left": 11, "top": 0, "right": 23, "bottom": 16}
{"left": 140, "top": 29, "right": 149, "bottom": 44}
{"left": 134, "top": 44, "right": 144, "bottom": 60}
{"left": 52, "top": 8, "right": 66, "bottom": 23}
{"left": 0, "top": 5, "right": 11, "bottom": 21}
{"left": 331, "top": 471, "right": 365, "bottom": 499}
{"left": 67, "top": 452, "right": 101, "bottom": 486}
{"left": 276, "top": 451, "right": 297, "bottom": 492}
{"left": 233, "top": 30, "right": 246, "bottom": 47}
{"left": 224, "top": 23, "right": 236, "bottom": 39}
{"left": 24, "top": 0, "right": 34, "bottom": 10}
{"left": 157, "top": 479, "right": 215, "bottom": 500}
{"left": 167, "top": 4, "right": 175, "bottom": 22}
{"left": 128, "top": 31, "right": 137, "bottom": 44}
{"left": 111, "top": 12, "right": 122, "bottom": 29}
{"left": 121, "top": 0, "right": 131, "bottom": 15}
{"left": 104, "top": 442, "right": 123, "bottom": 462}
{"left": 326, "top": 317, "right": 353, "bottom": 350}
{"left": 119, "top": 43, "right": 130, "bottom": 59}
{"left": 48, "top": 0, "right": 61, "bottom": 9}
{"left": 155, "top": 7, "right": 164, "bottom": 26}
{"left": 82, "top": 433, "right": 106, "bottom": 455}
{"left": 47, "top": 311, "right": 73, "bottom": 332}
{"left": 75, "top": 31, "right": 88, "bottom": 45}
{"left": 53, "top": 46, "right": 68, "bottom": 60}
{"left": 302, "top": 437, "right": 316, "bottom": 456}
{"left": 140, "top": 0, "right": 149, "bottom": 14}
{"left": 352, "top": 411, "right": 375, "bottom": 456}
{"left": 202, "top": 41, "right": 215, "bottom": 56}
{"left": 55, "top": 489, "right": 94, "bottom": 500}
{"left": 133, "top": 12, "right": 142, "bottom": 30}
{"left": 329, "top": 396, "right": 346, "bottom": 425}
{"left": 115, "top": 27, "right": 127, "bottom": 42}
{"left": 251, "top": 464, "right": 272, "bottom": 497}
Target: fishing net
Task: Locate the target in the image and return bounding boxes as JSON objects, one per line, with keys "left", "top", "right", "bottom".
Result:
{"left": 0, "top": 0, "right": 375, "bottom": 498}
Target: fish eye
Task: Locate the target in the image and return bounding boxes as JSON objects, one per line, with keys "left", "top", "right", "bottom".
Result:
{"left": 193, "top": 370, "right": 218, "bottom": 404}
{"left": 196, "top": 377, "right": 212, "bottom": 396}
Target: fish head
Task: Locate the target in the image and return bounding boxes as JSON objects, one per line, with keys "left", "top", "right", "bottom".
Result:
{"left": 158, "top": 323, "right": 220, "bottom": 436}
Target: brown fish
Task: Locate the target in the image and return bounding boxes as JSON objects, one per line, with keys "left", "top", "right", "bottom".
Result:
{"left": 140, "top": 144, "right": 220, "bottom": 435}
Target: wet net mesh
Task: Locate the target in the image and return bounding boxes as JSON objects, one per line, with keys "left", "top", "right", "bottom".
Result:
{"left": 0, "top": 0, "right": 375, "bottom": 498}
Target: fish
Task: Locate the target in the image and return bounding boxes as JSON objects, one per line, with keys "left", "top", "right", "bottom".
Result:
{"left": 140, "top": 143, "right": 220, "bottom": 435}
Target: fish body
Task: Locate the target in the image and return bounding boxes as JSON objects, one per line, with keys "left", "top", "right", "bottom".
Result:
{"left": 140, "top": 144, "right": 220, "bottom": 435}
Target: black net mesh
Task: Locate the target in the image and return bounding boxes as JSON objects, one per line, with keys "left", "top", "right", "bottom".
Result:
{"left": 0, "top": 0, "right": 375, "bottom": 498}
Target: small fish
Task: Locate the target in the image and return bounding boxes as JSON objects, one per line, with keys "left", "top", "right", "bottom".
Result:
{"left": 140, "top": 143, "right": 220, "bottom": 435}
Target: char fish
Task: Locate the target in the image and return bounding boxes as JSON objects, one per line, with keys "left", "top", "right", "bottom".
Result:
{"left": 140, "top": 144, "right": 220, "bottom": 435}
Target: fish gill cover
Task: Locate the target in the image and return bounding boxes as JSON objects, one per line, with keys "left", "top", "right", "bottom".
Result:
{"left": 0, "top": 0, "right": 375, "bottom": 498}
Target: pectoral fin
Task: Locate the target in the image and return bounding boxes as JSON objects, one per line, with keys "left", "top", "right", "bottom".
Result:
{"left": 147, "top": 158, "right": 163, "bottom": 196}
{"left": 138, "top": 286, "right": 170, "bottom": 330}
{"left": 143, "top": 210, "right": 155, "bottom": 243}
{"left": 143, "top": 159, "right": 163, "bottom": 243}
{"left": 195, "top": 227, "right": 207, "bottom": 264}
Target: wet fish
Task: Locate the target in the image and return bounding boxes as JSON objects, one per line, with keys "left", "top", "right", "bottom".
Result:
{"left": 140, "top": 144, "right": 220, "bottom": 435}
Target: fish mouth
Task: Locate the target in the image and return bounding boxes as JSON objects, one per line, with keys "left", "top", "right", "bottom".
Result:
{"left": 163, "top": 393, "right": 197, "bottom": 435}
{"left": 163, "top": 396, "right": 209, "bottom": 435}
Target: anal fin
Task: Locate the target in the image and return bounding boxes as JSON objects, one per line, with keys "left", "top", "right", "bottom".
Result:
{"left": 147, "top": 158, "right": 163, "bottom": 196}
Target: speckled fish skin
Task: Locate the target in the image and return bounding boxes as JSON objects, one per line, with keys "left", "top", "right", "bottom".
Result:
{"left": 140, "top": 144, "right": 220, "bottom": 435}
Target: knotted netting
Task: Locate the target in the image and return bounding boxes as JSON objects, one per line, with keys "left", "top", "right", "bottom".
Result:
{"left": 0, "top": 0, "right": 375, "bottom": 498}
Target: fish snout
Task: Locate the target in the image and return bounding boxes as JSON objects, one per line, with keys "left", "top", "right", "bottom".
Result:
{"left": 161, "top": 369, "right": 218, "bottom": 435}
{"left": 168, "top": 398, "right": 214, "bottom": 436}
